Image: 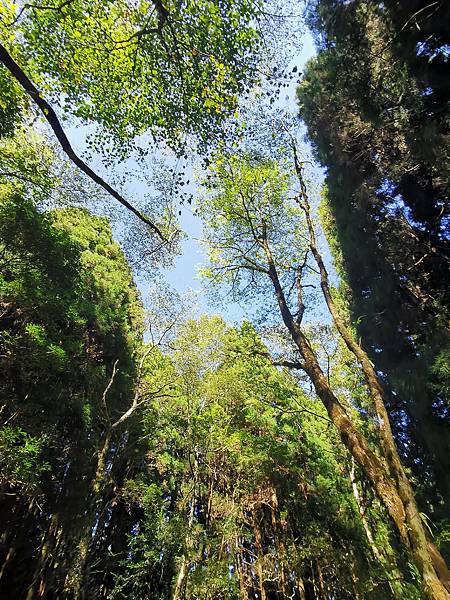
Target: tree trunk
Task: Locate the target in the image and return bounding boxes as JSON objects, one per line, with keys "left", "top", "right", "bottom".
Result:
{"left": 234, "top": 534, "right": 250, "bottom": 600}
{"left": 172, "top": 556, "right": 189, "bottom": 600}
{"left": 295, "top": 172, "right": 450, "bottom": 599}
{"left": 269, "top": 488, "right": 290, "bottom": 597}
{"left": 252, "top": 507, "right": 267, "bottom": 600}
{"left": 297, "top": 324, "right": 449, "bottom": 600}
{"left": 351, "top": 564, "right": 362, "bottom": 600}
{"left": 0, "top": 546, "right": 14, "bottom": 582}
{"left": 316, "top": 560, "right": 326, "bottom": 600}
{"left": 349, "top": 459, "right": 383, "bottom": 562}
{"left": 297, "top": 577, "right": 307, "bottom": 600}
{"left": 172, "top": 453, "right": 198, "bottom": 600}
{"left": 25, "top": 513, "right": 60, "bottom": 600}
{"left": 65, "top": 430, "right": 112, "bottom": 599}
{"left": 263, "top": 232, "right": 450, "bottom": 599}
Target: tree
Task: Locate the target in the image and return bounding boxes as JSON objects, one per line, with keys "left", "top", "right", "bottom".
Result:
{"left": 197, "top": 150, "right": 450, "bottom": 598}
{"left": 110, "top": 317, "right": 398, "bottom": 599}
{"left": 0, "top": 190, "right": 144, "bottom": 598}
{"left": 0, "top": 169, "right": 424, "bottom": 599}
{"left": 297, "top": 0, "right": 450, "bottom": 519}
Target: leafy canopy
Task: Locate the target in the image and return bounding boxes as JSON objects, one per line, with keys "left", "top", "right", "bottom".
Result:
{"left": 198, "top": 152, "right": 309, "bottom": 312}
{"left": 3, "top": 0, "right": 265, "bottom": 158}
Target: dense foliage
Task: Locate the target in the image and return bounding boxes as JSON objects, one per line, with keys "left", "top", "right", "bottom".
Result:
{"left": 297, "top": 0, "right": 450, "bottom": 521}
{"left": 0, "top": 0, "right": 267, "bottom": 159}
{"left": 0, "top": 0, "right": 449, "bottom": 598}
{"left": 0, "top": 186, "right": 144, "bottom": 597}
{"left": 196, "top": 146, "right": 449, "bottom": 597}
{"left": 109, "top": 318, "right": 416, "bottom": 600}
{"left": 0, "top": 142, "right": 428, "bottom": 597}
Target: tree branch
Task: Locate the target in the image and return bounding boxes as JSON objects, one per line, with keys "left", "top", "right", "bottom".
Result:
{"left": 0, "top": 171, "right": 49, "bottom": 191}
{"left": 1, "top": 0, "right": 74, "bottom": 27}
{"left": 296, "top": 250, "right": 309, "bottom": 324}
{"left": 0, "top": 43, "right": 165, "bottom": 240}
{"left": 242, "top": 347, "right": 305, "bottom": 371}
{"left": 101, "top": 359, "right": 119, "bottom": 424}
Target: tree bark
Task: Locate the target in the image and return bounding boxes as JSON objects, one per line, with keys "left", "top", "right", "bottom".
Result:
{"left": 172, "top": 556, "right": 189, "bottom": 600}
{"left": 293, "top": 153, "right": 450, "bottom": 598}
{"left": 316, "top": 560, "right": 326, "bottom": 600}
{"left": 236, "top": 537, "right": 249, "bottom": 600}
{"left": 297, "top": 576, "right": 307, "bottom": 600}
{"left": 269, "top": 488, "right": 290, "bottom": 598}
{"left": 25, "top": 513, "right": 60, "bottom": 600}
{"left": 64, "top": 430, "right": 112, "bottom": 599}
{"left": 349, "top": 459, "right": 382, "bottom": 563}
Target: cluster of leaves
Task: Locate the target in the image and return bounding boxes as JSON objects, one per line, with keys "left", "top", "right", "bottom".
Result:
{"left": 0, "top": 191, "right": 142, "bottom": 420}
{"left": 0, "top": 427, "right": 51, "bottom": 494}
{"left": 198, "top": 152, "right": 310, "bottom": 319}
{"left": 0, "top": 66, "right": 25, "bottom": 137}
{"left": 1, "top": 0, "right": 445, "bottom": 596}
{"left": 0, "top": 0, "right": 299, "bottom": 270}
{"left": 3, "top": 0, "right": 266, "bottom": 159}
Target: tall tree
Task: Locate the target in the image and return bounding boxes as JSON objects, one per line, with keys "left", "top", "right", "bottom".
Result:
{"left": 110, "top": 317, "right": 405, "bottom": 599}
{"left": 0, "top": 189, "right": 144, "bottom": 598}
{"left": 297, "top": 0, "right": 450, "bottom": 519}
{"left": 197, "top": 150, "right": 450, "bottom": 598}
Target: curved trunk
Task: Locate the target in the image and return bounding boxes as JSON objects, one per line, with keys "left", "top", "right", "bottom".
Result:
{"left": 263, "top": 225, "right": 450, "bottom": 599}
{"left": 172, "top": 556, "right": 189, "bottom": 600}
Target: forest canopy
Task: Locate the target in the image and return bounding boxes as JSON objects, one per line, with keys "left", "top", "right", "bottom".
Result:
{"left": 0, "top": 1, "right": 449, "bottom": 599}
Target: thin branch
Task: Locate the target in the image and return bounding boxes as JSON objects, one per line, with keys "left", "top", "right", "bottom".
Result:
{"left": 0, "top": 171, "right": 49, "bottom": 191}
{"left": 372, "top": 2, "right": 440, "bottom": 59}
{"left": 272, "top": 358, "right": 305, "bottom": 369}
{"left": 257, "top": 395, "right": 332, "bottom": 424}
{"left": 238, "top": 347, "right": 305, "bottom": 371}
{"left": 101, "top": 359, "right": 119, "bottom": 424}
{"left": 240, "top": 192, "right": 263, "bottom": 246}
{"left": 1, "top": 0, "right": 74, "bottom": 27}
{"left": 111, "top": 4, "right": 162, "bottom": 46}
{"left": 296, "top": 250, "right": 309, "bottom": 324}
{"left": 212, "top": 262, "right": 268, "bottom": 276}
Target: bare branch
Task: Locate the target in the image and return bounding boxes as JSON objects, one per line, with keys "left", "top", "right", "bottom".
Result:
{"left": 257, "top": 395, "right": 333, "bottom": 424}
{"left": 101, "top": 359, "right": 119, "bottom": 424}
{"left": 296, "top": 250, "right": 309, "bottom": 324}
